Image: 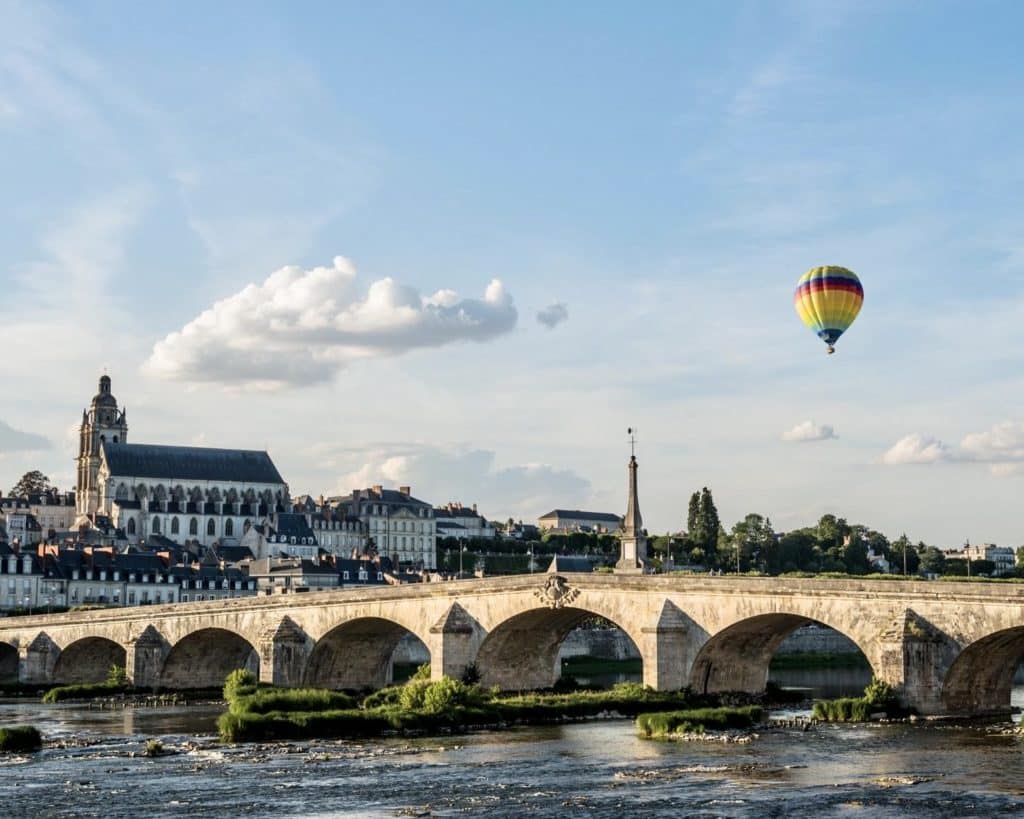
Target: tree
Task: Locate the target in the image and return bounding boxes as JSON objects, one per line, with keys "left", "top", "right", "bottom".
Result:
{"left": 889, "top": 534, "right": 920, "bottom": 575}
{"left": 919, "top": 546, "right": 946, "bottom": 575}
{"left": 686, "top": 492, "right": 700, "bottom": 536}
{"left": 691, "top": 487, "right": 720, "bottom": 556}
{"left": 10, "top": 470, "right": 51, "bottom": 498}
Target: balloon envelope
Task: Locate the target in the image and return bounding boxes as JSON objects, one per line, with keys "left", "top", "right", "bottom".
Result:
{"left": 793, "top": 266, "right": 863, "bottom": 352}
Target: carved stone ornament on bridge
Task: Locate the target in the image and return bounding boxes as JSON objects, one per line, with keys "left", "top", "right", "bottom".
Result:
{"left": 535, "top": 575, "right": 580, "bottom": 609}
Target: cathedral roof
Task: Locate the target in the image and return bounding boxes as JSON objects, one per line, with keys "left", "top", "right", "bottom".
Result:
{"left": 102, "top": 442, "right": 285, "bottom": 485}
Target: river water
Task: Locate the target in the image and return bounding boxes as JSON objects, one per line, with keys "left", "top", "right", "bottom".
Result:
{"left": 3, "top": 671, "right": 1024, "bottom": 818}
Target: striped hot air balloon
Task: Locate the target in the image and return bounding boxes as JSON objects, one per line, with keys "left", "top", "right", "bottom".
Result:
{"left": 793, "top": 266, "right": 864, "bottom": 354}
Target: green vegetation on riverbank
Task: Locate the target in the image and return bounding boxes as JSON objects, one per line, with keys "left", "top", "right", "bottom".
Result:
{"left": 0, "top": 725, "right": 42, "bottom": 752}
{"left": 637, "top": 706, "right": 764, "bottom": 738}
{"left": 812, "top": 677, "right": 908, "bottom": 722}
{"left": 217, "top": 670, "right": 711, "bottom": 743}
{"left": 42, "top": 681, "right": 127, "bottom": 703}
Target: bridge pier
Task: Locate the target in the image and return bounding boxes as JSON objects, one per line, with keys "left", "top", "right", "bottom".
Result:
{"left": 19, "top": 633, "right": 58, "bottom": 685}
{"left": 259, "top": 617, "right": 311, "bottom": 688}
{"left": 642, "top": 601, "right": 704, "bottom": 691}
{"left": 127, "top": 626, "right": 169, "bottom": 689}
{"left": 875, "top": 609, "right": 960, "bottom": 715}
{"left": 429, "top": 603, "right": 484, "bottom": 682}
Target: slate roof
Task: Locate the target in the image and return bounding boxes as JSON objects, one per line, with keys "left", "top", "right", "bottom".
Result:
{"left": 547, "top": 555, "right": 593, "bottom": 573}
{"left": 539, "top": 509, "right": 622, "bottom": 523}
{"left": 102, "top": 442, "right": 285, "bottom": 484}
{"left": 274, "top": 513, "right": 317, "bottom": 542}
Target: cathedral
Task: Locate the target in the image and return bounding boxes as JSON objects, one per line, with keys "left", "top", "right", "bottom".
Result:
{"left": 74, "top": 376, "right": 290, "bottom": 548}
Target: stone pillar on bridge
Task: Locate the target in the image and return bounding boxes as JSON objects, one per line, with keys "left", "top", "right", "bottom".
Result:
{"left": 19, "top": 632, "right": 59, "bottom": 685}
{"left": 874, "top": 608, "right": 958, "bottom": 715}
{"left": 429, "top": 603, "right": 484, "bottom": 682}
{"left": 127, "top": 625, "right": 169, "bottom": 689}
{"left": 259, "top": 616, "right": 312, "bottom": 688}
{"left": 642, "top": 600, "right": 705, "bottom": 690}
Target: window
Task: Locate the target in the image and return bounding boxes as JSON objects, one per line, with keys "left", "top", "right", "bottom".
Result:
{"left": 342, "top": 571, "right": 349, "bottom": 580}
{"left": 189, "top": 518, "right": 198, "bottom": 536}
{"left": 225, "top": 519, "right": 234, "bottom": 537}
{"left": 207, "top": 519, "right": 216, "bottom": 536}
{"left": 152, "top": 516, "right": 161, "bottom": 534}
{"left": 181, "top": 594, "right": 188, "bottom": 602}
{"left": 127, "top": 518, "right": 136, "bottom": 536}
{"left": 171, "top": 517, "right": 180, "bottom": 535}
{"left": 128, "top": 591, "right": 135, "bottom": 605}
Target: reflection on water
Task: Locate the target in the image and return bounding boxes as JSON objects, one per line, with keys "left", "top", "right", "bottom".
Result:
{"left": 769, "top": 666, "right": 874, "bottom": 699}
{"left": 2, "top": 678, "right": 1024, "bottom": 818}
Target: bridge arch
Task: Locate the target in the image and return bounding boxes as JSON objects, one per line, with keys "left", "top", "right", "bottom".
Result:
{"left": 305, "top": 617, "right": 430, "bottom": 690}
{"left": 475, "top": 606, "right": 643, "bottom": 690}
{"left": 52, "top": 637, "right": 127, "bottom": 685}
{"left": 0, "top": 641, "right": 18, "bottom": 683}
{"left": 690, "top": 613, "right": 875, "bottom": 696}
{"left": 160, "top": 628, "right": 258, "bottom": 689}
{"left": 942, "top": 627, "right": 1024, "bottom": 714}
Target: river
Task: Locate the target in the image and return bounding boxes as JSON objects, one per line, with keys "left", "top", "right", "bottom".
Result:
{"left": 3, "top": 671, "right": 1024, "bottom": 818}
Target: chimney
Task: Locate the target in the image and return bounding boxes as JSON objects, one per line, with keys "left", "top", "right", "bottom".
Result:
{"left": 472, "top": 504, "right": 477, "bottom": 513}
{"left": 372, "top": 485, "right": 383, "bottom": 496}
{"left": 399, "top": 486, "right": 411, "bottom": 497}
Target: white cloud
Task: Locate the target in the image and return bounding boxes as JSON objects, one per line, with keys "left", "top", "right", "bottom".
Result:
{"left": 536, "top": 302, "right": 569, "bottom": 329}
{"left": 328, "top": 443, "right": 591, "bottom": 520}
{"left": 881, "top": 421, "right": 1024, "bottom": 474}
{"left": 143, "top": 256, "right": 518, "bottom": 390}
{"left": 0, "top": 420, "right": 50, "bottom": 453}
{"left": 959, "top": 421, "right": 1024, "bottom": 465}
{"left": 880, "top": 433, "right": 953, "bottom": 465}
{"left": 781, "top": 420, "right": 837, "bottom": 443}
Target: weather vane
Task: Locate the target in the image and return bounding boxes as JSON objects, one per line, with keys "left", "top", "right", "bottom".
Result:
{"left": 627, "top": 427, "right": 637, "bottom": 458}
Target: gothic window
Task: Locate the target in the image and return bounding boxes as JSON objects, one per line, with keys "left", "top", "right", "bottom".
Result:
{"left": 127, "top": 518, "right": 136, "bottom": 536}
{"left": 207, "top": 519, "right": 216, "bottom": 537}
{"left": 189, "top": 518, "right": 198, "bottom": 536}
{"left": 171, "top": 517, "right": 180, "bottom": 536}
{"left": 152, "top": 516, "right": 161, "bottom": 534}
{"left": 225, "top": 519, "right": 234, "bottom": 537}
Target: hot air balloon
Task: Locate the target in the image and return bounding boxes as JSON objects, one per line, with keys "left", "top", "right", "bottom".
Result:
{"left": 793, "top": 266, "right": 863, "bottom": 354}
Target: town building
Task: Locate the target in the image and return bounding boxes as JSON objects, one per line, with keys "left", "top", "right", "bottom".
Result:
{"left": 538, "top": 509, "right": 623, "bottom": 533}
{"left": 329, "top": 486, "right": 436, "bottom": 570}
{"left": 434, "top": 502, "right": 495, "bottom": 541}
{"left": 946, "top": 542, "right": 1016, "bottom": 575}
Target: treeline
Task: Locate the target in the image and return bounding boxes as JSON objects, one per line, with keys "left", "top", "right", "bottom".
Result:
{"left": 657, "top": 488, "right": 1015, "bottom": 578}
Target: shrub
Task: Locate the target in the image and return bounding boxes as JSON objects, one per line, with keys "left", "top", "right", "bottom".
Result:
{"left": 106, "top": 665, "right": 128, "bottom": 686}
{"left": 144, "top": 739, "right": 164, "bottom": 757}
{"left": 399, "top": 680, "right": 430, "bottom": 710}
{"left": 223, "top": 669, "right": 258, "bottom": 701}
{"left": 0, "top": 725, "right": 42, "bottom": 753}
{"left": 42, "top": 682, "right": 122, "bottom": 703}
{"left": 460, "top": 663, "right": 481, "bottom": 685}
{"left": 421, "top": 677, "right": 482, "bottom": 713}
{"left": 361, "top": 686, "right": 403, "bottom": 709}
{"left": 637, "top": 706, "right": 763, "bottom": 737}
{"left": 238, "top": 689, "right": 357, "bottom": 715}
{"left": 409, "top": 663, "right": 431, "bottom": 682}
{"left": 863, "top": 676, "right": 896, "bottom": 707}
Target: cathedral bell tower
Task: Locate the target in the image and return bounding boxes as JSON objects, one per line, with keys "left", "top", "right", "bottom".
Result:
{"left": 75, "top": 375, "right": 128, "bottom": 517}
{"left": 617, "top": 428, "right": 648, "bottom": 573}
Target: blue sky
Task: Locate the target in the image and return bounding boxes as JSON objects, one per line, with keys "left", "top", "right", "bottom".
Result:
{"left": 2, "top": 0, "right": 1024, "bottom": 546}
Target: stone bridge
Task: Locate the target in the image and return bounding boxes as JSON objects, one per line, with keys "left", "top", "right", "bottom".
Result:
{"left": 2, "top": 573, "right": 1024, "bottom": 716}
